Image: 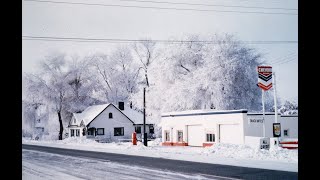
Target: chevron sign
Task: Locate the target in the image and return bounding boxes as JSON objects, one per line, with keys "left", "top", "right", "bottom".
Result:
{"left": 257, "top": 66, "right": 272, "bottom": 91}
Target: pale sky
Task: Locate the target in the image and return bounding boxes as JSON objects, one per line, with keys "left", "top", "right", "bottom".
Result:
{"left": 22, "top": 0, "right": 298, "bottom": 102}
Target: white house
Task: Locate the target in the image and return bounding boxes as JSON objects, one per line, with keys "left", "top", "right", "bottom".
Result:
{"left": 67, "top": 102, "right": 154, "bottom": 142}
{"left": 160, "top": 109, "right": 297, "bottom": 147}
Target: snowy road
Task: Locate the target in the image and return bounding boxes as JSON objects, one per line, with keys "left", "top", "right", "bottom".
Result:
{"left": 23, "top": 149, "right": 220, "bottom": 180}
{"left": 22, "top": 144, "right": 297, "bottom": 180}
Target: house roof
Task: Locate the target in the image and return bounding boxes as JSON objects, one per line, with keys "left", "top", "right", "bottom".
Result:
{"left": 71, "top": 103, "right": 149, "bottom": 127}
{"left": 73, "top": 104, "right": 110, "bottom": 125}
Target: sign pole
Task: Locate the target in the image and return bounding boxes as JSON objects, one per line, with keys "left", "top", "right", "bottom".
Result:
{"left": 273, "top": 72, "right": 278, "bottom": 123}
{"left": 257, "top": 66, "right": 272, "bottom": 138}
{"left": 262, "top": 89, "right": 266, "bottom": 137}
{"left": 272, "top": 72, "right": 280, "bottom": 146}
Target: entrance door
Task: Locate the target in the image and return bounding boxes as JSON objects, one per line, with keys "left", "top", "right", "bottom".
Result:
{"left": 87, "top": 128, "right": 96, "bottom": 136}
{"left": 187, "top": 125, "right": 203, "bottom": 146}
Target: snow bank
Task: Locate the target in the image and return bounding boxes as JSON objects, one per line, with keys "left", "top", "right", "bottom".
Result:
{"left": 23, "top": 138, "right": 297, "bottom": 163}
{"left": 202, "top": 143, "right": 297, "bottom": 163}
{"left": 148, "top": 138, "right": 162, "bottom": 146}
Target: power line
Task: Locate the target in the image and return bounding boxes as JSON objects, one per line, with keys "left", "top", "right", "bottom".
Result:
{"left": 118, "top": 0, "right": 297, "bottom": 11}
{"left": 272, "top": 58, "right": 296, "bottom": 66}
{"left": 268, "top": 52, "right": 297, "bottom": 64}
{"left": 23, "top": 0, "right": 298, "bottom": 15}
{"left": 22, "top": 35, "right": 298, "bottom": 44}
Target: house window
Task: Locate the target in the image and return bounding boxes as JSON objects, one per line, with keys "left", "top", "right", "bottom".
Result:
{"left": 135, "top": 126, "right": 141, "bottom": 134}
{"left": 284, "top": 129, "right": 289, "bottom": 136}
{"left": 165, "top": 131, "right": 170, "bottom": 142}
{"left": 41, "top": 128, "right": 44, "bottom": 132}
{"left": 109, "top": 113, "right": 113, "bottom": 119}
{"left": 71, "top": 129, "right": 75, "bottom": 137}
{"left": 76, "top": 129, "right": 80, "bottom": 137}
{"left": 97, "top": 128, "right": 105, "bottom": 135}
{"left": 206, "top": 134, "right": 215, "bottom": 142}
{"left": 114, "top": 127, "right": 124, "bottom": 136}
{"left": 177, "top": 130, "right": 183, "bottom": 142}
{"left": 149, "top": 125, "right": 154, "bottom": 134}
{"left": 37, "top": 119, "right": 40, "bottom": 123}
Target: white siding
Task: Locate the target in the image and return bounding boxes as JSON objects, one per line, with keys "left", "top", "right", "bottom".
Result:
{"left": 279, "top": 116, "right": 298, "bottom": 138}
{"left": 244, "top": 114, "right": 298, "bottom": 138}
{"left": 219, "top": 124, "right": 242, "bottom": 144}
{"left": 88, "top": 105, "right": 135, "bottom": 141}
{"left": 188, "top": 125, "right": 204, "bottom": 146}
{"left": 70, "top": 116, "right": 78, "bottom": 126}
{"left": 161, "top": 112, "right": 245, "bottom": 145}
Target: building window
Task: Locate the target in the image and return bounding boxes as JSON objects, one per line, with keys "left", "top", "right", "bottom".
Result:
{"left": 206, "top": 134, "right": 215, "bottom": 142}
{"left": 97, "top": 128, "right": 105, "bottom": 135}
{"left": 149, "top": 125, "right": 154, "bottom": 134}
{"left": 76, "top": 129, "right": 80, "bottom": 137}
{"left": 37, "top": 119, "right": 40, "bottom": 123}
{"left": 135, "top": 126, "right": 141, "bottom": 134}
{"left": 114, "top": 127, "right": 124, "bottom": 136}
{"left": 74, "top": 119, "right": 76, "bottom": 124}
{"left": 165, "top": 131, "right": 170, "bottom": 142}
{"left": 71, "top": 129, "right": 75, "bottom": 137}
{"left": 109, "top": 113, "right": 113, "bottom": 119}
{"left": 284, "top": 129, "right": 289, "bottom": 136}
{"left": 177, "top": 130, "right": 183, "bottom": 142}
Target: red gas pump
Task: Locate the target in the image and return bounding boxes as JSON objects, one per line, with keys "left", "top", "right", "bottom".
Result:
{"left": 132, "top": 132, "right": 137, "bottom": 145}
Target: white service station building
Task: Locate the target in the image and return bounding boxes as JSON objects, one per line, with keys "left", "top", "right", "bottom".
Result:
{"left": 160, "top": 109, "right": 297, "bottom": 147}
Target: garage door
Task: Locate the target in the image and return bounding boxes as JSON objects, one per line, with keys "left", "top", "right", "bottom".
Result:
{"left": 219, "top": 124, "right": 242, "bottom": 144}
{"left": 187, "top": 125, "right": 203, "bottom": 146}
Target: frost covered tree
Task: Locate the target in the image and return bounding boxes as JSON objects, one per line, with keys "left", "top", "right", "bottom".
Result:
{"left": 277, "top": 100, "right": 298, "bottom": 115}
{"left": 23, "top": 74, "right": 45, "bottom": 135}
{"left": 24, "top": 54, "right": 73, "bottom": 140}
{"left": 65, "top": 55, "right": 102, "bottom": 113}
{"left": 90, "top": 46, "right": 140, "bottom": 103}
{"left": 109, "top": 46, "right": 140, "bottom": 101}
{"left": 130, "top": 34, "right": 266, "bottom": 126}
{"left": 132, "top": 40, "right": 160, "bottom": 87}
{"left": 24, "top": 53, "right": 103, "bottom": 139}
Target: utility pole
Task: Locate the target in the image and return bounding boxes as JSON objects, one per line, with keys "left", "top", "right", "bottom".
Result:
{"left": 143, "top": 87, "right": 147, "bottom": 146}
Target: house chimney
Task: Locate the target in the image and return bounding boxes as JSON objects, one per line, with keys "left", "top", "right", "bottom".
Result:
{"left": 119, "top": 102, "right": 124, "bottom": 110}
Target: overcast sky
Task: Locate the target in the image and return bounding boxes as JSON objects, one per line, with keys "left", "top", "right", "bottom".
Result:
{"left": 22, "top": 0, "right": 298, "bottom": 102}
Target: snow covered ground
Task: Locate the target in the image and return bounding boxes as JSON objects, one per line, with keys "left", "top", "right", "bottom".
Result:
{"left": 22, "top": 137, "right": 298, "bottom": 172}
{"left": 23, "top": 149, "right": 215, "bottom": 180}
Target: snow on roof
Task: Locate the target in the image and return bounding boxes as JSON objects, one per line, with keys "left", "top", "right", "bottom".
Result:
{"left": 73, "top": 104, "right": 110, "bottom": 125}
{"left": 162, "top": 109, "right": 248, "bottom": 117}
{"left": 121, "top": 105, "right": 146, "bottom": 124}
{"left": 247, "top": 112, "right": 281, "bottom": 115}
{"left": 72, "top": 103, "right": 150, "bottom": 125}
